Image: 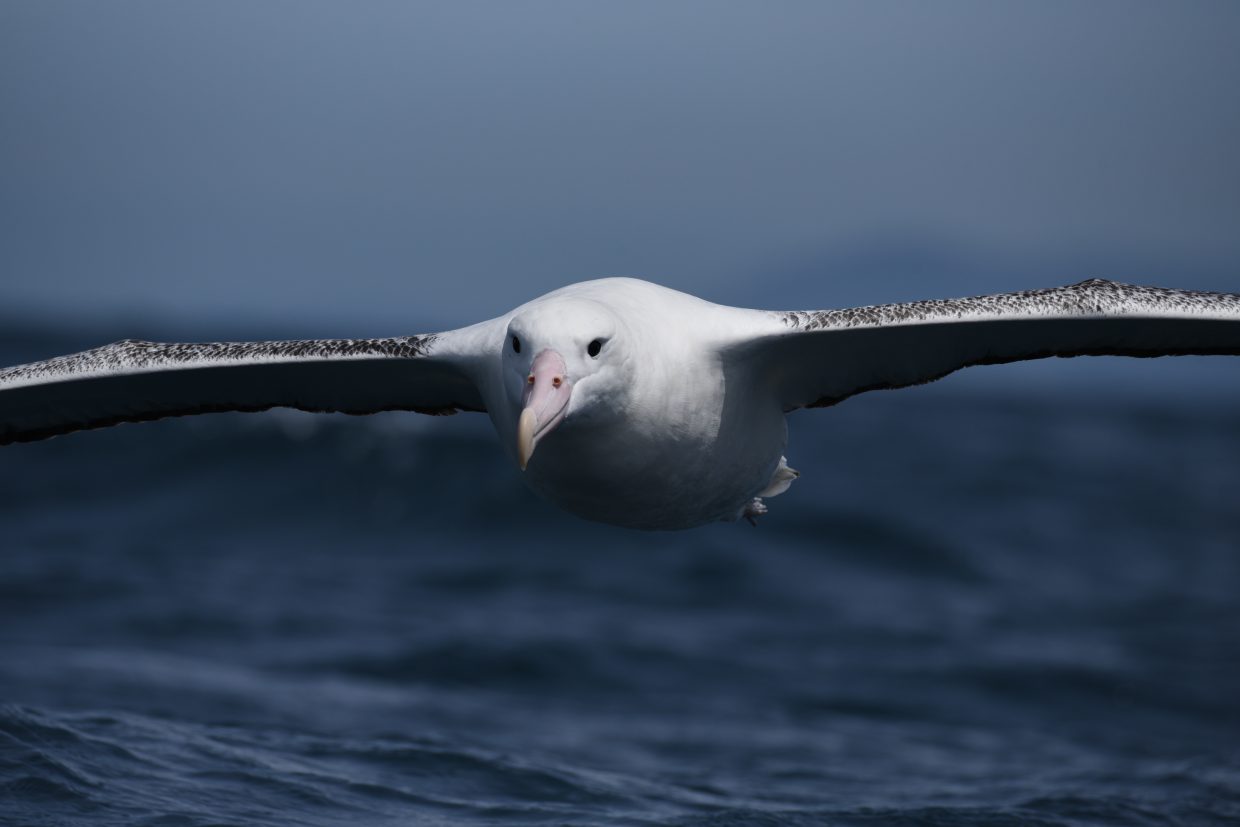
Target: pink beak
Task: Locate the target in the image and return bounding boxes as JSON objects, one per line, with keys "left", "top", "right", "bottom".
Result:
{"left": 517, "top": 349, "right": 572, "bottom": 470}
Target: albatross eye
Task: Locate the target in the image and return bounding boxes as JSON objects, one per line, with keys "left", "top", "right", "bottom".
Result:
{"left": 587, "top": 339, "right": 603, "bottom": 358}
{"left": 512, "top": 336, "right": 521, "bottom": 353}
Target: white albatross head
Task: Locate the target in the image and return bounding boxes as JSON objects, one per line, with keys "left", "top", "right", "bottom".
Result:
{"left": 502, "top": 297, "right": 629, "bottom": 470}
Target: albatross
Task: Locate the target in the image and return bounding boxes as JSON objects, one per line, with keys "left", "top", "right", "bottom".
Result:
{"left": 2, "top": 277, "right": 1238, "bottom": 530}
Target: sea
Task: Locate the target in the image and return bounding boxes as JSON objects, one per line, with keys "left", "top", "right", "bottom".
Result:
{"left": 1, "top": 327, "right": 1239, "bottom": 826}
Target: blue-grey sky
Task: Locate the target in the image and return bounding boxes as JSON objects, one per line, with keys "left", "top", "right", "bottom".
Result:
{"left": 2, "top": 1, "right": 1238, "bottom": 341}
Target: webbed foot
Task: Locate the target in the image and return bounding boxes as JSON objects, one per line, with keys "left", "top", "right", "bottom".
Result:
{"left": 743, "top": 498, "right": 768, "bottom": 527}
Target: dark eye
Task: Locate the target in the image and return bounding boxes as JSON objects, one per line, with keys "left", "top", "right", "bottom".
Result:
{"left": 511, "top": 336, "right": 521, "bottom": 354}
{"left": 587, "top": 339, "right": 603, "bottom": 358}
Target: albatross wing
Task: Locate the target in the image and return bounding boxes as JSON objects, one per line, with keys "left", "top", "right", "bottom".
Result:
{"left": 0, "top": 326, "right": 493, "bottom": 445}
{"left": 736, "top": 279, "right": 1240, "bottom": 411}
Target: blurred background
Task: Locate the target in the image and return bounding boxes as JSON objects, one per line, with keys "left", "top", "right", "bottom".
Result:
{"left": 2, "top": 2, "right": 1238, "bottom": 332}
{"left": 2, "top": 3, "right": 1239, "bottom": 825}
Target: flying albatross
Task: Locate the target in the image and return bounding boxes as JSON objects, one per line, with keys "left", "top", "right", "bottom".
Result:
{"left": 2, "top": 277, "right": 1238, "bottom": 529}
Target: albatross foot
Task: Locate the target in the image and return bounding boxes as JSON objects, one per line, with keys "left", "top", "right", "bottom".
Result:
{"left": 743, "top": 498, "right": 768, "bottom": 527}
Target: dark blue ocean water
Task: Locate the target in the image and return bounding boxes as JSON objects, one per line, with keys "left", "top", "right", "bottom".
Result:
{"left": 2, "top": 331, "right": 1239, "bottom": 826}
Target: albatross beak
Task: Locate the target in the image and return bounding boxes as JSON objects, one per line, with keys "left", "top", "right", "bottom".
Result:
{"left": 517, "top": 349, "right": 573, "bottom": 470}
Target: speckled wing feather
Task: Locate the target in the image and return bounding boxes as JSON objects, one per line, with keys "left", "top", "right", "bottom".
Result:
{"left": 746, "top": 279, "right": 1240, "bottom": 411}
{"left": 0, "top": 333, "right": 487, "bottom": 445}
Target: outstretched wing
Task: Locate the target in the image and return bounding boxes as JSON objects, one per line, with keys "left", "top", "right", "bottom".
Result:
{"left": 735, "top": 279, "right": 1240, "bottom": 411}
{"left": 0, "top": 329, "right": 490, "bottom": 445}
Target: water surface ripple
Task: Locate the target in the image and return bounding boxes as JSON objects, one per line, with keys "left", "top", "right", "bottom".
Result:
{"left": 1, "top": 336, "right": 1238, "bottom": 825}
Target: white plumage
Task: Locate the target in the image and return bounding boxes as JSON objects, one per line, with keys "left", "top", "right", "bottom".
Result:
{"left": 3, "top": 277, "right": 1239, "bottom": 529}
